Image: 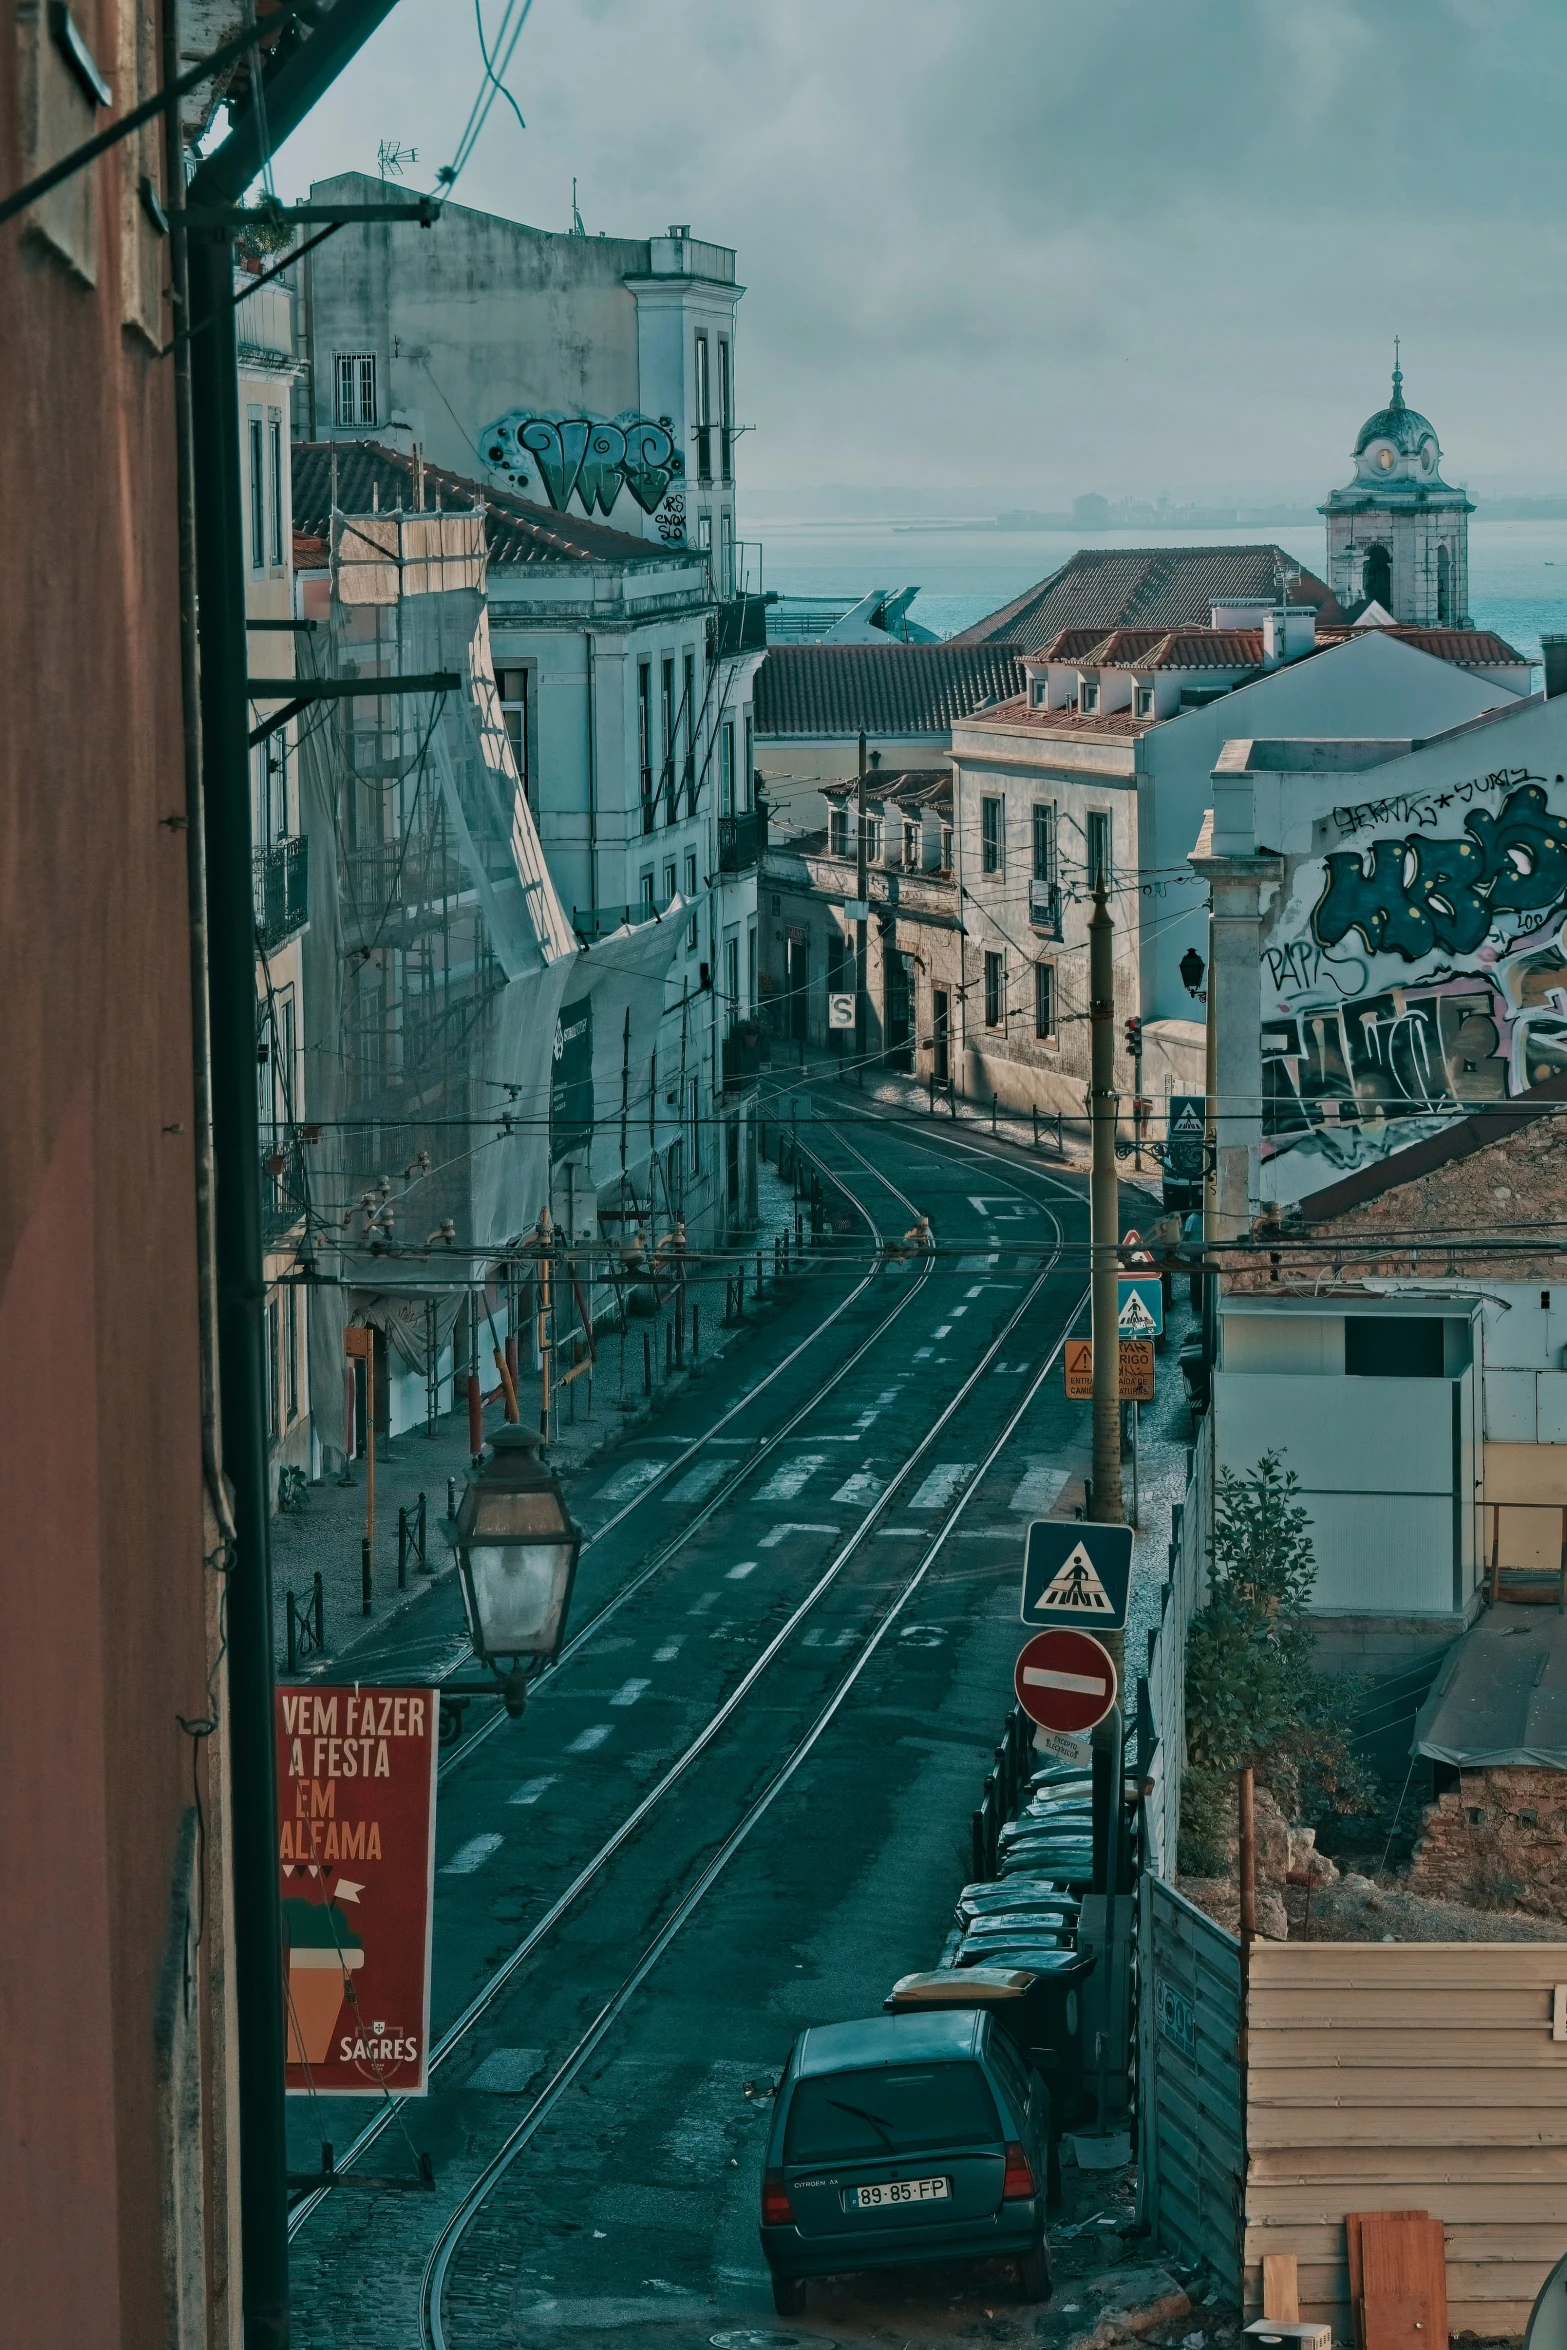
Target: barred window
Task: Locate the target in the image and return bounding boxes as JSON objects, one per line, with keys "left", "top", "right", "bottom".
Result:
{"left": 335, "top": 352, "right": 378, "bottom": 428}
{"left": 1035, "top": 961, "right": 1056, "bottom": 1041}
{"left": 984, "top": 950, "right": 1004, "bottom": 1029}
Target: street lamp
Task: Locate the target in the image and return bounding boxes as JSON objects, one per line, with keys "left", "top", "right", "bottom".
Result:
{"left": 452, "top": 1425, "right": 582, "bottom": 1717}
{"left": 1179, "top": 945, "right": 1206, "bottom": 998}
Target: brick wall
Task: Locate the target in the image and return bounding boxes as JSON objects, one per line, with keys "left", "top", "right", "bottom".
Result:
{"left": 1409, "top": 1766, "right": 1567, "bottom": 1915}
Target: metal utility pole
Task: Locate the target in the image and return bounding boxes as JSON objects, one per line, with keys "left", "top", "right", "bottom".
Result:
{"left": 855, "top": 726, "right": 869, "bottom": 1065}
{"left": 1089, "top": 878, "right": 1123, "bottom": 1526}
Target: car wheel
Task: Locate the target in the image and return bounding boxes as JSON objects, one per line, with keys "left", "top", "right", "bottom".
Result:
{"left": 771, "top": 2272, "right": 807, "bottom": 2316}
{"left": 1017, "top": 2238, "right": 1053, "bottom": 2303}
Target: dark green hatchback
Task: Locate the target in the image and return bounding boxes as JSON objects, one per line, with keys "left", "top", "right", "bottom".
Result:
{"left": 759, "top": 2009, "right": 1051, "bottom": 2317}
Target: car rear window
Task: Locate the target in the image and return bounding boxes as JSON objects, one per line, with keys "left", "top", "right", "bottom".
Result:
{"left": 784, "top": 2061, "right": 1002, "bottom": 2164}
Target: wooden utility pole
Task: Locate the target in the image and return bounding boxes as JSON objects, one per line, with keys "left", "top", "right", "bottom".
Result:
{"left": 855, "top": 725, "right": 869, "bottom": 1064}
{"left": 1089, "top": 878, "right": 1123, "bottom": 1525}
{"left": 1238, "top": 1763, "right": 1257, "bottom": 2069}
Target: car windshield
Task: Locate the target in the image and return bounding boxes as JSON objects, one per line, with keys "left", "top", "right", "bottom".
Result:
{"left": 784, "top": 2061, "right": 1001, "bottom": 2164}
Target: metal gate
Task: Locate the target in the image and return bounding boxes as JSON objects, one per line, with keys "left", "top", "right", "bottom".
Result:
{"left": 1138, "top": 1874, "right": 1244, "bottom": 2302}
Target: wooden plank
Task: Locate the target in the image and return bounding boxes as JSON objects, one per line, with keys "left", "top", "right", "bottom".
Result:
{"left": 1249, "top": 2110, "right": 1567, "bottom": 2148}
{"left": 1262, "top": 2254, "right": 1299, "bottom": 2321}
{"left": 1249, "top": 1987, "right": 1564, "bottom": 2027}
{"left": 1249, "top": 2068, "right": 1567, "bottom": 2106}
{"left": 1359, "top": 2212, "right": 1446, "bottom": 2350}
{"left": 1249, "top": 2028, "right": 1567, "bottom": 2067}
{"left": 1248, "top": 2181, "right": 1567, "bottom": 2223}
{"left": 1250, "top": 1949, "right": 1567, "bottom": 1990}
{"left": 1249, "top": 2147, "right": 1567, "bottom": 2185}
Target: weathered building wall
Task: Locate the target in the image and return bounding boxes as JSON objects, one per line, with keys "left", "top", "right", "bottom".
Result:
{"left": 1, "top": 8, "right": 238, "bottom": 2337}
{"left": 1410, "top": 1767, "right": 1567, "bottom": 1914}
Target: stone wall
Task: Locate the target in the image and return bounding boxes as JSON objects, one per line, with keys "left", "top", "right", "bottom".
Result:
{"left": 1409, "top": 1766, "right": 1567, "bottom": 1916}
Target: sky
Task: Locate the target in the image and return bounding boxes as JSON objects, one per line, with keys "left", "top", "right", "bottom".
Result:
{"left": 269, "top": 0, "right": 1567, "bottom": 508}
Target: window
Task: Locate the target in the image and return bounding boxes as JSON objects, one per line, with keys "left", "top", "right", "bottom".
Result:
{"left": 747, "top": 924, "right": 757, "bottom": 1010}
{"left": 718, "top": 336, "right": 733, "bottom": 480}
{"left": 743, "top": 715, "right": 753, "bottom": 811}
{"left": 334, "top": 352, "right": 378, "bottom": 428}
{"left": 720, "top": 510, "right": 734, "bottom": 598}
{"left": 724, "top": 933, "right": 740, "bottom": 1008}
{"left": 286, "top": 1289, "right": 300, "bottom": 1423}
{"left": 784, "top": 2062, "right": 1001, "bottom": 2165}
{"left": 682, "top": 649, "right": 696, "bottom": 807}
{"left": 1035, "top": 961, "right": 1056, "bottom": 1041}
{"left": 268, "top": 410, "right": 284, "bottom": 566}
{"left": 1345, "top": 1317, "right": 1445, "bottom": 1378}
{"left": 984, "top": 949, "right": 1004, "bottom": 1029}
{"left": 689, "top": 1075, "right": 702, "bottom": 1173}
{"left": 638, "top": 661, "right": 653, "bottom": 832}
{"left": 903, "top": 818, "right": 921, "bottom": 867}
{"left": 1134, "top": 684, "right": 1154, "bottom": 718}
{"left": 273, "top": 986, "right": 296, "bottom": 1131}
{"left": 685, "top": 851, "right": 699, "bottom": 949}
{"left": 940, "top": 821, "right": 953, "bottom": 871}
{"left": 829, "top": 807, "right": 849, "bottom": 858}
{"left": 663, "top": 860, "right": 677, "bottom": 910}
{"left": 1081, "top": 682, "right": 1100, "bottom": 713}
{"left": 661, "top": 655, "right": 675, "bottom": 819}
{"left": 720, "top": 720, "right": 735, "bottom": 818}
{"left": 1031, "top": 678, "right": 1048, "bottom": 708}
{"left": 1032, "top": 803, "right": 1056, "bottom": 884}
{"left": 1087, "top": 810, "right": 1111, "bottom": 890}
{"left": 696, "top": 510, "right": 713, "bottom": 556}
{"left": 981, "top": 795, "right": 1002, "bottom": 875}
{"left": 865, "top": 813, "right": 883, "bottom": 864}
{"left": 694, "top": 332, "right": 712, "bottom": 481}
{"left": 248, "top": 409, "right": 265, "bottom": 569}
{"left": 640, "top": 869, "right": 656, "bottom": 916}
{"left": 496, "top": 667, "right": 530, "bottom": 801}
{"left": 266, "top": 1296, "right": 282, "bottom": 1440}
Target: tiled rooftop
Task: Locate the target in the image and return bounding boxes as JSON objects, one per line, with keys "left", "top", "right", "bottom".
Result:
{"left": 752, "top": 641, "right": 1024, "bottom": 738}
{"left": 292, "top": 441, "right": 675, "bottom": 568}
{"left": 951, "top": 543, "right": 1341, "bottom": 651}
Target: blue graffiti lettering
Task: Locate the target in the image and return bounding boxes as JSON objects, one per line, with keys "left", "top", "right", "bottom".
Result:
{"left": 1313, "top": 783, "right": 1567, "bottom": 963}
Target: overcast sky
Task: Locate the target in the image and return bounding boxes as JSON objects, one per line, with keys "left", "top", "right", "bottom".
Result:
{"left": 271, "top": 0, "right": 1567, "bottom": 506}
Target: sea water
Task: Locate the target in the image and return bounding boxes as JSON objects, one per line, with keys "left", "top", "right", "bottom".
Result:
{"left": 743, "top": 515, "right": 1567, "bottom": 671}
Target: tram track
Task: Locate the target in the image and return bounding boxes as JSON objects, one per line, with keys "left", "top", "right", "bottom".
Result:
{"left": 288, "top": 1133, "right": 1076, "bottom": 2247}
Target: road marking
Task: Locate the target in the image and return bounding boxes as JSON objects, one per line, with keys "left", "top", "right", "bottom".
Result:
{"left": 595, "top": 1459, "right": 665, "bottom": 1504}
{"left": 914, "top": 1346, "right": 933, "bottom": 1360}
{"left": 755, "top": 1453, "right": 827, "bottom": 1500}
{"left": 932, "top": 1324, "right": 952, "bottom": 1338}
{"left": 726, "top": 1561, "right": 756, "bottom": 1580}
{"left": 832, "top": 1468, "right": 885, "bottom": 1503}
{"left": 653, "top": 1640, "right": 682, "bottom": 1662}
{"left": 950, "top": 1305, "right": 967, "bottom": 1317}
{"left": 759, "top": 1521, "right": 839, "bottom": 1548}
{"left": 689, "top": 1591, "right": 719, "bottom": 1614}
{"left": 956, "top": 1527, "right": 1017, "bottom": 1540}
{"left": 802, "top": 1626, "right": 859, "bottom": 1648}
{"left": 957, "top": 1252, "right": 1000, "bottom": 1271}
{"left": 610, "top": 1678, "right": 652, "bottom": 1705}
{"left": 666, "top": 1459, "right": 731, "bottom": 1504}
{"left": 877, "top": 1525, "right": 928, "bottom": 1536}
{"left": 967, "top": 1194, "right": 1032, "bottom": 1220}
{"left": 442, "top": 1832, "right": 503, "bottom": 1874}
{"left": 966, "top": 1285, "right": 985, "bottom": 1299}
{"left": 1010, "top": 1463, "right": 1070, "bottom": 1516}
{"left": 507, "top": 1775, "right": 557, "bottom": 1807}
{"left": 566, "top": 1723, "right": 612, "bottom": 1753}
{"left": 909, "top": 1461, "right": 974, "bottom": 1510}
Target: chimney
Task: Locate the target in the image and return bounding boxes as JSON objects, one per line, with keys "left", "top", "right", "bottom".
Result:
{"left": 1542, "top": 633, "right": 1567, "bottom": 699}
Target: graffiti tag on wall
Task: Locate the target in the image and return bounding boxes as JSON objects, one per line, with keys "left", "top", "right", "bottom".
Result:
{"left": 479, "top": 409, "right": 684, "bottom": 530}
{"left": 1260, "top": 767, "right": 1567, "bottom": 1193}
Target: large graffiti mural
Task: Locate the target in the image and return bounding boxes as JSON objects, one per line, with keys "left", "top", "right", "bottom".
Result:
{"left": 1260, "top": 765, "right": 1567, "bottom": 1198}
{"left": 478, "top": 409, "right": 687, "bottom": 541}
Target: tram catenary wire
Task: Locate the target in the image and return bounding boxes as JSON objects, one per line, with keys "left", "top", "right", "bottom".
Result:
{"left": 288, "top": 1119, "right": 1078, "bottom": 2243}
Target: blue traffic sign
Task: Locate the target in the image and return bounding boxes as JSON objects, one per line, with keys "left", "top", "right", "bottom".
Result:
{"left": 1021, "top": 1521, "right": 1134, "bottom": 1631}
{"left": 1117, "top": 1274, "right": 1164, "bottom": 1339}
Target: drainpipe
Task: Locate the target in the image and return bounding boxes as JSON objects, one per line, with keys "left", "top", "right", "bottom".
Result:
{"left": 188, "top": 224, "right": 292, "bottom": 2350}
{"left": 584, "top": 629, "right": 599, "bottom": 916}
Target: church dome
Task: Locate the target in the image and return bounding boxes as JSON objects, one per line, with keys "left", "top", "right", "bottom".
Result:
{"left": 1349, "top": 355, "right": 1447, "bottom": 484}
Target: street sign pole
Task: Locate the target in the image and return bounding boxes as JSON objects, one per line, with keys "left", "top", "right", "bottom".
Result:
{"left": 855, "top": 726, "right": 869, "bottom": 1067}
{"left": 1089, "top": 878, "right": 1123, "bottom": 1529}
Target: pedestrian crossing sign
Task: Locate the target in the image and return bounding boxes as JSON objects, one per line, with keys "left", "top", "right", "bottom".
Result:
{"left": 1021, "top": 1520, "right": 1133, "bottom": 1631}
{"left": 1117, "top": 1275, "right": 1163, "bottom": 1337}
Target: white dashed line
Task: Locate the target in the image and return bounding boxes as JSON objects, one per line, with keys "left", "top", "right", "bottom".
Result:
{"left": 666, "top": 1459, "right": 732, "bottom": 1504}
{"left": 610, "top": 1678, "right": 651, "bottom": 1706}
{"left": 759, "top": 1522, "right": 839, "bottom": 1548}
{"left": 507, "top": 1775, "right": 557, "bottom": 1806}
{"left": 932, "top": 1324, "right": 952, "bottom": 1339}
{"left": 909, "top": 1461, "right": 974, "bottom": 1510}
{"left": 566, "top": 1724, "right": 612, "bottom": 1753}
{"left": 653, "top": 1640, "right": 683, "bottom": 1663}
{"left": 726, "top": 1561, "right": 757, "bottom": 1580}
{"left": 755, "top": 1453, "right": 827, "bottom": 1500}
{"left": 689, "top": 1591, "right": 719, "bottom": 1615}
{"left": 832, "top": 1468, "right": 885, "bottom": 1504}
{"left": 441, "top": 1832, "right": 503, "bottom": 1874}
{"left": 594, "top": 1459, "right": 665, "bottom": 1504}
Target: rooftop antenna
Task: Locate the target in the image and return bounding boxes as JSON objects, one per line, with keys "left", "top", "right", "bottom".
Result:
{"left": 571, "top": 176, "right": 585, "bottom": 235}
{"left": 378, "top": 139, "right": 418, "bottom": 180}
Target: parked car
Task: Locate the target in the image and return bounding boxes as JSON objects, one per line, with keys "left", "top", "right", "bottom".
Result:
{"left": 759, "top": 2010, "right": 1052, "bottom": 2316}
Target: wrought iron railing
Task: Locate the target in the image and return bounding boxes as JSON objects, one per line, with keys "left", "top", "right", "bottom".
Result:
{"left": 719, "top": 806, "right": 768, "bottom": 873}
{"left": 254, "top": 834, "right": 309, "bottom": 950}
{"left": 1028, "top": 876, "right": 1062, "bottom": 938}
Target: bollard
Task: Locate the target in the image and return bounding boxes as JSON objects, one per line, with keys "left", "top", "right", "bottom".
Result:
{"left": 1032, "top": 1103, "right": 1038, "bottom": 1150}
{"left": 397, "top": 1506, "right": 408, "bottom": 1591}
{"left": 418, "top": 1492, "right": 429, "bottom": 1571}
{"left": 992, "top": 1093, "right": 998, "bottom": 1134}
{"left": 446, "top": 1475, "right": 457, "bottom": 1522}
{"left": 665, "top": 1320, "right": 673, "bottom": 1373}
{"left": 643, "top": 1328, "right": 653, "bottom": 1394}
{"left": 361, "top": 1536, "right": 372, "bottom": 1616}
{"left": 467, "top": 1369, "right": 483, "bottom": 1459}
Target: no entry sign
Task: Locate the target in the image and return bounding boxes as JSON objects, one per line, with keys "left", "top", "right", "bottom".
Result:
{"left": 276, "top": 1685, "right": 439, "bottom": 2096}
{"left": 1013, "top": 1628, "right": 1118, "bottom": 1735}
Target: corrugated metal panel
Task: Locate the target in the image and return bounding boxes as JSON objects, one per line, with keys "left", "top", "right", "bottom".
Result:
{"left": 1140, "top": 1874, "right": 1245, "bottom": 2302}
{"left": 1141, "top": 1417, "right": 1211, "bottom": 1876}
{"left": 1245, "top": 1940, "right": 1567, "bottom": 2335}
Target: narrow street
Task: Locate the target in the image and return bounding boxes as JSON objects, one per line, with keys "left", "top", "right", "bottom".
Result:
{"left": 283, "top": 1095, "right": 1113, "bottom": 2346}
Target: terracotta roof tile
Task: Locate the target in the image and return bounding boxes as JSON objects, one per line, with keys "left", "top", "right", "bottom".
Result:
{"left": 753, "top": 642, "right": 1024, "bottom": 738}
{"left": 960, "top": 691, "right": 1155, "bottom": 738}
{"left": 291, "top": 441, "right": 674, "bottom": 568}
{"left": 951, "top": 543, "right": 1341, "bottom": 652}
{"left": 1315, "top": 623, "right": 1526, "bottom": 665}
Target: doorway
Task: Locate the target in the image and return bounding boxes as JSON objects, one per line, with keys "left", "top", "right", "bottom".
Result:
{"left": 1365, "top": 542, "right": 1392, "bottom": 610}
{"left": 788, "top": 938, "right": 809, "bottom": 1044}
{"left": 933, "top": 989, "right": 950, "bottom": 1085}
{"left": 884, "top": 948, "right": 913, "bottom": 1072}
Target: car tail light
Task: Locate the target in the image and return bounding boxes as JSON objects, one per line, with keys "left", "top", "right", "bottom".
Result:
{"left": 1002, "top": 2142, "right": 1036, "bottom": 2201}
{"left": 762, "top": 2171, "right": 795, "bottom": 2226}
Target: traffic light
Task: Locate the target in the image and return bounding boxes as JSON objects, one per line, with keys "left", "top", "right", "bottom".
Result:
{"left": 1124, "top": 1016, "right": 1143, "bottom": 1057}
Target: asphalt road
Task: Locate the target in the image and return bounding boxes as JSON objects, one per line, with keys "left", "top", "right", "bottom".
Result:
{"left": 285, "top": 1091, "right": 1109, "bottom": 2348}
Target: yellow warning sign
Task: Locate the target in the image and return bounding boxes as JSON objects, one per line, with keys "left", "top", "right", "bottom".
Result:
{"left": 1062, "top": 1338, "right": 1155, "bottom": 1402}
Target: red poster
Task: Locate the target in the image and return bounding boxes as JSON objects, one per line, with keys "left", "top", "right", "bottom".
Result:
{"left": 275, "top": 1685, "right": 439, "bottom": 2096}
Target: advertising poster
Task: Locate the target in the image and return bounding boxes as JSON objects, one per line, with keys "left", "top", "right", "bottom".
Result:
{"left": 275, "top": 1685, "right": 439, "bottom": 2096}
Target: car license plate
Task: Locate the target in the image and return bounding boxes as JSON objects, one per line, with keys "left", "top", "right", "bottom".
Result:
{"left": 845, "top": 2175, "right": 950, "bottom": 2210}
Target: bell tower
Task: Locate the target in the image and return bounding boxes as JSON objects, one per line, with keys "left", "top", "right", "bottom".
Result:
{"left": 1321, "top": 347, "right": 1472, "bottom": 625}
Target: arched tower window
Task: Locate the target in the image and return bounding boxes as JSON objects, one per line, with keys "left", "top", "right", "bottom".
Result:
{"left": 1364, "top": 544, "right": 1392, "bottom": 611}
{"left": 1437, "top": 544, "right": 1451, "bottom": 624}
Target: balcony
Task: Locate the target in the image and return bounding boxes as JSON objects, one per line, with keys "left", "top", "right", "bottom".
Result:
{"left": 709, "top": 594, "right": 768, "bottom": 659}
{"left": 719, "top": 805, "right": 768, "bottom": 874}
{"left": 722, "top": 1017, "right": 766, "bottom": 1089}
{"left": 1029, "top": 877, "right": 1063, "bottom": 938}
{"left": 254, "top": 834, "right": 309, "bottom": 951}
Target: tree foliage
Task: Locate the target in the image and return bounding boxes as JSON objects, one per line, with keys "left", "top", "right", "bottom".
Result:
{"left": 1179, "top": 1451, "right": 1368, "bottom": 1875}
